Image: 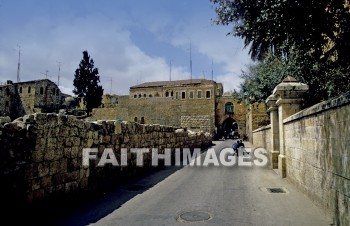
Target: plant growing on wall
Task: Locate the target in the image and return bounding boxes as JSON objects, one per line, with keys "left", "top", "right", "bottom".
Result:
{"left": 73, "top": 50, "right": 104, "bottom": 116}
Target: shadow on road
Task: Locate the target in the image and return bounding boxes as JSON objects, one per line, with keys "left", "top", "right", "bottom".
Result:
{"left": 6, "top": 145, "right": 214, "bottom": 226}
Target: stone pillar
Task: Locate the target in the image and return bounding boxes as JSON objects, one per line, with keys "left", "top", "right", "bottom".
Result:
{"left": 266, "top": 94, "right": 279, "bottom": 169}
{"left": 272, "top": 76, "right": 308, "bottom": 178}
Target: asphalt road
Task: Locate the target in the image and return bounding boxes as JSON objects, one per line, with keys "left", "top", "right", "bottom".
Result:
{"left": 82, "top": 140, "right": 333, "bottom": 226}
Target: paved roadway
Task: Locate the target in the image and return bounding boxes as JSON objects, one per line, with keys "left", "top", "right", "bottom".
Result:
{"left": 79, "top": 140, "right": 332, "bottom": 226}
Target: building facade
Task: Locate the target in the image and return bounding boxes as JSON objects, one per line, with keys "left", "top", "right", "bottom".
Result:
{"left": 0, "top": 79, "right": 62, "bottom": 119}
{"left": 92, "top": 79, "right": 258, "bottom": 137}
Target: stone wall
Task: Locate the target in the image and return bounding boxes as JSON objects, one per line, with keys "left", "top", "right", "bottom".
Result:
{"left": 93, "top": 95, "right": 216, "bottom": 132}
{"left": 252, "top": 125, "right": 271, "bottom": 153}
{"left": 181, "top": 115, "right": 211, "bottom": 131}
{"left": 16, "top": 79, "right": 62, "bottom": 114}
{"left": 91, "top": 80, "right": 253, "bottom": 135}
{"left": 252, "top": 91, "right": 350, "bottom": 225}
{"left": 283, "top": 92, "right": 350, "bottom": 225}
{"left": 246, "top": 102, "right": 270, "bottom": 142}
{"left": 0, "top": 113, "right": 212, "bottom": 206}
{"left": 0, "top": 79, "right": 62, "bottom": 119}
{"left": 215, "top": 97, "right": 247, "bottom": 136}
{"left": 0, "top": 83, "right": 15, "bottom": 117}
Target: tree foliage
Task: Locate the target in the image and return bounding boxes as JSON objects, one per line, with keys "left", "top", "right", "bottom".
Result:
{"left": 73, "top": 50, "right": 103, "bottom": 116}
{"left": 211, "top": 0, "right": 350, "bottom": 65}
{"left": 211, "top": 0, "right": 350, "bottom": 105}
{"left": 239, "top": 50, "right": 350, "bottom": 106}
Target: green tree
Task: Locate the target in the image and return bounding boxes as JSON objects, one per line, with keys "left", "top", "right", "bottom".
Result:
{"left": 239, "top": 50, "right": 350, "bottom": 106}
{"left": 211, "top": 0, "right": 350, "bottom": 105}
{"left": 73, "top": 50, "right": 103, "bottom": 116}
{"left": 210, "top": 0, "right": 350, "bottom": 65}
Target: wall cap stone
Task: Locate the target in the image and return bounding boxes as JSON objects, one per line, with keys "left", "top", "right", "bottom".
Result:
{"left": 272, "top": 76, "right": 309, "bottom": 98}
{"left": 252, "top": 124, "right": 271, "bottom": 133}
{"left": 283, "top": 91, "right": 350, "bottom": 124}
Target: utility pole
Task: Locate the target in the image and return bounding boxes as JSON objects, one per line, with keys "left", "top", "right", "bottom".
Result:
{"left": 16, "top": 45, "right": 21, "bottom": 82}
{"left": 57, "top": 61, "right": 62, "bottom": 86}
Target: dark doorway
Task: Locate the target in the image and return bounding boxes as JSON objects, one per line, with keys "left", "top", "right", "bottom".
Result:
{"left": 221, "top": 117, "right": 239, "bottom": 139}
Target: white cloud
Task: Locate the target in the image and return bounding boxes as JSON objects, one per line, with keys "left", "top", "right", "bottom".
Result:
{"left": 0, "top": 12, "right": 191, "bottom": 95}
{"left": 0, "top": 1, "right": 253, "bottom": 97}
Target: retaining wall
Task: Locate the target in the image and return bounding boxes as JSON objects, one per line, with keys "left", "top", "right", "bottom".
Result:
{"left": 252, "top": 92, "right": 350, "bottom": 225}
{"left": 0, "top": 113, "right": 211, "bottom": 205}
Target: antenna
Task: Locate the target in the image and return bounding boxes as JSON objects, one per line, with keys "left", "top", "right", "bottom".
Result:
{"left": 16, "top": 45, "right": 21, "bottom": 82}
{"left": 201, "top": 71, "right": 206, "bottom": 79}
{"left": 41, "top": 70, "right": 49, "bottom": 79}
{"left": 211, "top": 59, "right": 214, "bottom": 81}
{"left": 169, "top": 60, "right": 172, "bottom": 81}
{"left": 57, "top": 61, "right": 62, "bottom": 86}
{"left": 110, "top": 77, "right": 113, "bottom": 94}
{"left": 190, "top": 41, "right": 192, "bottom": 80}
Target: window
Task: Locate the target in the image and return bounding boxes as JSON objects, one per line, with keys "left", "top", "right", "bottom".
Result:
{"left": 5, "top": 88, "right": 10, "bottom": 96}
{"left": 171, "top": 91, "right": 174, "bottom": 97}
{"left": 181, "top": 91, "right": 186, "bottom": 99}
{"left": 40, "top": 87, "right": 44, "bottom": 95}
{"left": 175, "top": 92, "right": 179, "bottom": 99}
{"left": 206, "top": 90, "right": 211, "bottom": 98}
{"left": 225, "top": 102, "right": 234, "bottom": 114}
{"left": 134, "top": 94, "right": 137, "bottom": 98}
{"left": 165, "top": 91, "right": 169, "bottom": 97}
{"left": 56, "top": 89, "right": 59, "bottom": 96}
{"left": 197, "top": 90, "right": 202, "bottom": 98}
{"left": 134, "top": 117, "right": 138, "bottom": 122}
{"left": 52, "top": 88, "right": 56, "bottom": 94}
{"left": 149, "top": 94, "right": 153, "bottom": 97}
{"left": 189, "top": 91, "right": 194, "bottom": 99}
{"left": 141, "top": 117, "right": 145, "bottom": 124}
{"left": 19, "top": 87, "right": 22, "bottom": 93}
{"left": 138, "top": 94, "right": 141, "bottom": 98}
{"left": 143, "top": 94, "right": 146, "bottom": 97}
{"left": 28, "top": 86, "right": 31, "bottom": 94}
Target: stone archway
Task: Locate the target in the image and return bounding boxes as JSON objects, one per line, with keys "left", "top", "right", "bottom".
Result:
{"left": 221, "top": 117, "right": 238, "bottom": 139}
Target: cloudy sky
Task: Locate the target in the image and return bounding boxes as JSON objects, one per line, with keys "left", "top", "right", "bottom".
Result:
{"left": 0, "top": 0, "right": 253, "bottom": 95}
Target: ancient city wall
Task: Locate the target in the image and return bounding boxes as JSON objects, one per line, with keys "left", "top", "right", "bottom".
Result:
{"left": 252, "top": 91, "right": 350, "bottom": 225}
{"left": 92, "top": 96, "right": 216, "bottom": 133}
{"left": 0, "top": 113, "right": 211, "bottom": 206}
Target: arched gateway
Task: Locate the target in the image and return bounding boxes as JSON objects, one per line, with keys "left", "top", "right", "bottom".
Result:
{"left": 221, "top": 117, "right": 239, "bottom": 139}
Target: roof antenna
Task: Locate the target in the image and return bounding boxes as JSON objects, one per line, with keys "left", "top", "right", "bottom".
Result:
{"left": 169, "top": 60, "right": 172, "bottom": 81}
{"left": 57, "top": 61, "right": 62, "bottom": 86}
{"left": 16, "top": 45, "right": 21, "bottom": 82}
{"left": 110, "top": 77, "right": 113, "bottom": 94}
{"left": 190, "top": 41, "right": 192, "bottom": 81}
{"left": 211, "top": 59, "right": 214, "bottom": 81}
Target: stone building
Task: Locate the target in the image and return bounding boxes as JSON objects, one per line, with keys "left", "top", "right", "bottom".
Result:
{"left": 0, "top": 79, "right": 62, "bottom": 119}
{"left": 92, "top": 79, "right": 256, "bottom": 137}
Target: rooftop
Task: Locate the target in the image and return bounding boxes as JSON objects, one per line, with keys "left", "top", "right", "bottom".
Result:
{"left": 130, "top": 79, "right": 215, "bottom": 89}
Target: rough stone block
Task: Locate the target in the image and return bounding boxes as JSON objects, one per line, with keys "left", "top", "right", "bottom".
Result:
{"left": 44, "top": 149, "right": 55, "bottom": 161}
{"left": 38, "top": 162, "right": 50, "bottom": 177}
